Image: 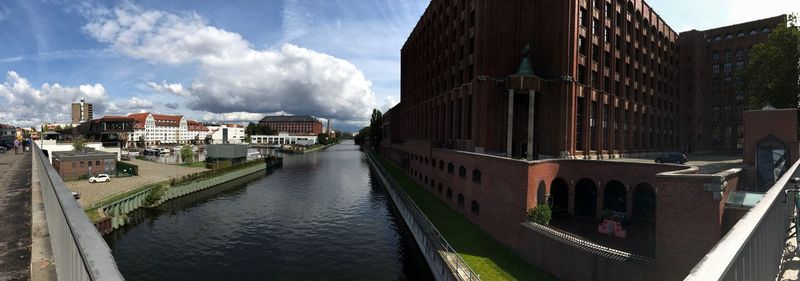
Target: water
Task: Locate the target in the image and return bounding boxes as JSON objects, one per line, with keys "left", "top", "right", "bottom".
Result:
{"left": 105, "top": 140, "right": 435, "bottom": 281}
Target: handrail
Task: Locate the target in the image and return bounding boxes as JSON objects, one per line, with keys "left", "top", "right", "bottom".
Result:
{"left": 34, "top": 142, "right": 125, "bottom": 280}
{"left": 684, "top": 159, "right": 800, "bottom": 281}
{"left": 366, "top": 151, "right": 480, "bottom": 280}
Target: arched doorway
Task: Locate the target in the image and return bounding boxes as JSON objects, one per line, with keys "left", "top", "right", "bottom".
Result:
{"left": 603, "top": 180, "right": 627, "bottom": 214}
{"left": 550, "top": 178, "right": 569, "bottom": 219}
{"left": 537, "top": 181, "right": 547, "bottom": 205}
{"left": 633, "top": 183, "right": 656, "bottom": 223}
{"left": 574, "top": 178, "right": 597, "bottom": 218}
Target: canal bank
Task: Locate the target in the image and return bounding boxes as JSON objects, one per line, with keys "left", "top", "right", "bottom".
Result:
{"left": 93, "top": 157, "right": 282, "bottom": 234}
{"left": 365, "top": 151, "right": 479, "bottom": 281}
{"left": 371, "top": 152, "right": 555, "bottom": 281}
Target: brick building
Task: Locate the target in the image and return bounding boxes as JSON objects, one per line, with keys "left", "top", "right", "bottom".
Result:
{"left": 259, "top": 115, "right": 323, "bottom": 136}
{"left": 382, "top": 1, "right": 788, "bottom": 280}
{"left": 679, "top": 15, "right": 786, "bottom": 153}
{"left": 52, "top": 149, "right": 117, "bottom": 180}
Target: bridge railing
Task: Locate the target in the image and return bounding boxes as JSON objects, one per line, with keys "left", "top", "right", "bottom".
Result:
{"left": 366, "top": 151, "right": 480, "bottom": 281}
{"left": 685, "top": 159, "right": 799, "bottom": 281}
{"left": 34, "top": 142, "right": 125, "bottom": 280}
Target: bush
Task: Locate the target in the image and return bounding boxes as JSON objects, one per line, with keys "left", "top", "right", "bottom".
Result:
{"left": 143, "top": 184, "right": 166, "bottom": 206}
{"left": 527, "top": 205, "right": 552, "bottom": 225}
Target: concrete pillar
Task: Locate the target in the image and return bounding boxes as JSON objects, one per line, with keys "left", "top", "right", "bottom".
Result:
{"left": 527, "top": 90, "right": 536, "bottom": 160}
{"left": 507, "top": 89, "right": 514, "bottom": 157}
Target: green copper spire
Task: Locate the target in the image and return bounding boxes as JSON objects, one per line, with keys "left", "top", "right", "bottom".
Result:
{"left": 516, "top": 44, "right": 534, "bottom": 76}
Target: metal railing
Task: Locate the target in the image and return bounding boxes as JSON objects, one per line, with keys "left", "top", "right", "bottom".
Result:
{"left": 365, "top": 151, "right": 480, "bottom": 281}
{"left": 685, "top": 159, "right": 800, "bottom": 281}
{"left": 33, "top": 142, "right": 125, "bottom": 280}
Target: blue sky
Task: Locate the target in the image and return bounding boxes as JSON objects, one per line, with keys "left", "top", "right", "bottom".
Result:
{"left": 0, "top": 0, "right": 797, "bottom": 131}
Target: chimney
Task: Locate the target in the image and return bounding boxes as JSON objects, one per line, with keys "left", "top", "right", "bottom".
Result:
{"left": 326, "top": 118, "right": 331, "bottom": 134}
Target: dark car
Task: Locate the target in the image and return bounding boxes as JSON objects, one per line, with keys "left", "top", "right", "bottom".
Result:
{"left": 655, "top": 153, "right": 688, "bottom": 164}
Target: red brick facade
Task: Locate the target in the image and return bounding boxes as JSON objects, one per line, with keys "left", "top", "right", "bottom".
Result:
{"left": 679, "top": 16, "right": 786, "bottom": 153}
{"left": 259, "top": 115, "right": 323, "bottom": 136}
{"left": 382, "top": 142, "right": 741, "bottom": 281}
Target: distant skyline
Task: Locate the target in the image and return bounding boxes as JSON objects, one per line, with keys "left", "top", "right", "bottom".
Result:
{"left": 0, "top": 0, "right": 796, "bottom": 131}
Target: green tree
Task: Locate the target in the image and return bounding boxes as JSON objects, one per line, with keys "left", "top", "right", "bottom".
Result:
{"left": 739, "top": 14, "right": 800, "bottom": 109}
{"left": 369, "top": 109, "right": 383, "bottom": 149}
{"left": 317, "top": 133, "right": 330, "bottom": 145}
{"left": 180, "top": 145, "right": 193, "bottom": 164}
{"left": 72, "top": 137, "right": 87, "bottom": 151}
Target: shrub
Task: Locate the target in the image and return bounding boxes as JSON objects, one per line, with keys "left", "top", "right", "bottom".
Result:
{"left": 143, "top": 184, "right": 166, "bottom": 206}
{"left": 527, "top": 205, "right": 552, "bottom": 225}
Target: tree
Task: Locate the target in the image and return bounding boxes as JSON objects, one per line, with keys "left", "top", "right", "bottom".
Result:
{"left": 245, "top": 122, "right": 276, "bottom": 136}
{"left": 317, "top": 133, "right": 330, "bottom": 145}
{"left": 369, "top": 109, "right": 383, "bottom": 149}
{"left": 739, "top": 14, "right": 800, "bottom": 109}
{"left": 72, "top": 137, "right": 87, "bottom": 151}
{"left": 180, "top": 145, "right": 193, "bottom": 164}
{"left": 354, "top": 127, "right": 369, "bottom": 145}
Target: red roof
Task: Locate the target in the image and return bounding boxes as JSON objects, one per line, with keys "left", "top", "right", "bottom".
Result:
{"left": 187, "top": 120, "right": 208, "bottom": 131}
{"left": 127, "top": 113, "right": 150, "bottom": 129}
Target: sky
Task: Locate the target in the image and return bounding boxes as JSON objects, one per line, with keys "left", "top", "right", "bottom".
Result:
{"left": 0, "top": 0, "right": 797, "bottom": 132}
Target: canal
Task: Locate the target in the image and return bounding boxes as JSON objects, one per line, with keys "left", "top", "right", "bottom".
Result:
{"left": 105, "top": 141, "right": 435, "bottom": 281}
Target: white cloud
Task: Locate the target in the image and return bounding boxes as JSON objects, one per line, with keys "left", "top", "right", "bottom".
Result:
{"left": 0, "top": 71, "right": 108, "bottom": 127}
{"left": 84, "top": 4, "right": 376, "bottom": 123}
{"left": 201, "top": 112, "right": 265, "bottom": 123}
{"left": 146, "top": 81, "right": 191, "bottom": 97}
{"left": 115, "top": 96, "right": 154, "bottom": 109}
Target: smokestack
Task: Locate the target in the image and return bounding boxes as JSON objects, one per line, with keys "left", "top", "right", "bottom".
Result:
{"left": 326, "top": 118, "right": 331, "bottom": 134}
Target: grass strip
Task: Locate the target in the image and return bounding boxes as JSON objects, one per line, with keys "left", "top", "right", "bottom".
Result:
{"left": 375, "top": 155, "right": 555, "bottom": 281}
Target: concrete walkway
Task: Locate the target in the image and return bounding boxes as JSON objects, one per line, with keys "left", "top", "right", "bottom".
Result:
{"left": 0, "top": 151, "right": 32, "bottom": 281}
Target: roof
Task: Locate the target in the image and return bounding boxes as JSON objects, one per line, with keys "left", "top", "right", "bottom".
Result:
{"left": 128, "top": 113, "right": 150, "bottom": 129}
{"left": 52, "top": 149, "right": 117, "bottom": 161}
{"left": 187, "top": 120, "right": 209, "bottom": 131}
{"left": 127, "top": 112, "right": 184, "bottom": 128}
{"left": 259, "top": 115, "right": 321, "bottom": 123}
{"left": 95, "top": 116, "right": 134, "bottom": 122}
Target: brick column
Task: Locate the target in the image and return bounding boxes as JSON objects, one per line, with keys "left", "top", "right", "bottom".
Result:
{"left": 527, "top": 90, "right": 536, "bottom": 160}
{"left": 507, "top": 89, "right": 514, "bottom": 157}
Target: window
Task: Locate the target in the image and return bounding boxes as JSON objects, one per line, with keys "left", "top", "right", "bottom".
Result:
{"left": 579, "top": 36, "right": 587, "bottom": 56}
{"left": 472, "top": 169, "right": 482, "bottom": 183}
{"left": 439, "top": 160, "right": 444, "bottom": 170}
{"left": 447, "top": 188, "right": 452, "bottom": 199}
{"left": 457, "top": 194, "right": 465, "bottom": 207}
{"left": 80, "top": 161, "right": 85, "bottom": 167}
{"left": 88, "top": 161, "right": 92, "bottom": 167}
{"left": 712, "top": 64, "right": 720, "bottom": 74}
{"left": 762, "top": 27, "right": 771, "bottom": 33}
{"left": 96, "top": 160, "right": 100, "bottom": 166}
{"left": 447, "top": 163, "right": 454, "bottom": 174}
{"left": 471, "top": 201, "right": 480, "bottom": 215}
{"left": 458, "top": 166, "right": 466, "bottom": 178}
{"left": 580, "top": 8, "right": 588, "bottom": 27}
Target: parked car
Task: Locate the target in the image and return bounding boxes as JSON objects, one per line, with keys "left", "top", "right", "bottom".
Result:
{"left": 655, "top": 153, "right": 688, "bottom": 164}
{"left": 89, "top": 174, "right": 111, "bottom": 183}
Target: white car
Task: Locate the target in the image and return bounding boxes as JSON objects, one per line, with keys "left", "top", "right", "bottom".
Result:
{"left": 89, "top": 174, "right": 111, "bottom": 183}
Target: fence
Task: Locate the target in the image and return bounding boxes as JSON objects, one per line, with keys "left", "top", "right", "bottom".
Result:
{"left": 685, "top": 159, "right": 800, "bottom": 281}
{"left": 365, "top": 151, "right": 480, "bottom": 281}
{"left": 33, "top": 142, "right": 125, "bottom": 280}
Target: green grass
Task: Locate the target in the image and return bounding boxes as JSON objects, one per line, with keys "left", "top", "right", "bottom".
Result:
{"left": 181, "top": 161, "right": 207, "bottom": 168}
{"left": 375, "top": 156, "right": 555, "bottom": 281}
{"left": 85, "top": 182, "right": 165, "bottom": 212}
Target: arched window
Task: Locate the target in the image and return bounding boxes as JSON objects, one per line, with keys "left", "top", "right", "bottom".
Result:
{"left": 472, "top": 169, "right": 482, "bottom": 184}
{"left": 458, "top": 166, "right": 466, "bottom": 178}
{"left": 457, "top": 193, "right": 465, "bottom": 207}
{"left": 446, "top": 188, "right": 452, "bottom": 199}
{"left": 437, "top": 183, "right": 443, "bottom": 194}
{"left": 431, "top": 158, "right": 437, "bottom": 168}
{"left": 439, "top": 160, "right": 444, "bottom": 170}
{"left": 471, "top": 201, "right": 480, "bottom": 215}
{"left": 447, "top": 163, "right": 454, "bottom": 174}
{"left": 537, "top": 181, "right": 547, "bottom": 205}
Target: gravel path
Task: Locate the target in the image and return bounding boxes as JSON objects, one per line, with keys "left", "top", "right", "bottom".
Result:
{"left": 0, "top": 151, "right": 32, "bottom": 281}
{"left": 66, "top": 159, "right": 206, "bottom": 208}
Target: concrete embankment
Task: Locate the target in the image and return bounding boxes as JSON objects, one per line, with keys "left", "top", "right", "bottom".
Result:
{"left": 94, "top": 157, "right": 283, "bottom": 234}
{"left": 364, "top": 151, "right": 478, "bottom": 281}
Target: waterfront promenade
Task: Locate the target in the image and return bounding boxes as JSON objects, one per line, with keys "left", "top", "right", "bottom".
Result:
{"left": 66, "top": 159, "right": 206, "bottom": 208}
{"left": 0, "top": 151, "right": 32, "bottom": 281}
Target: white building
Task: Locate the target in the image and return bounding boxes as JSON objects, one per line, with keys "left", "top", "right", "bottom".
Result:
{"left": 127, "top": 113, "right": 209, "bottom": 147}
{"left": 207, "top": 124, "right": 245, "bottom": 144}
{"left": 251, "top": 133, "right": 318, "bottom": 147}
